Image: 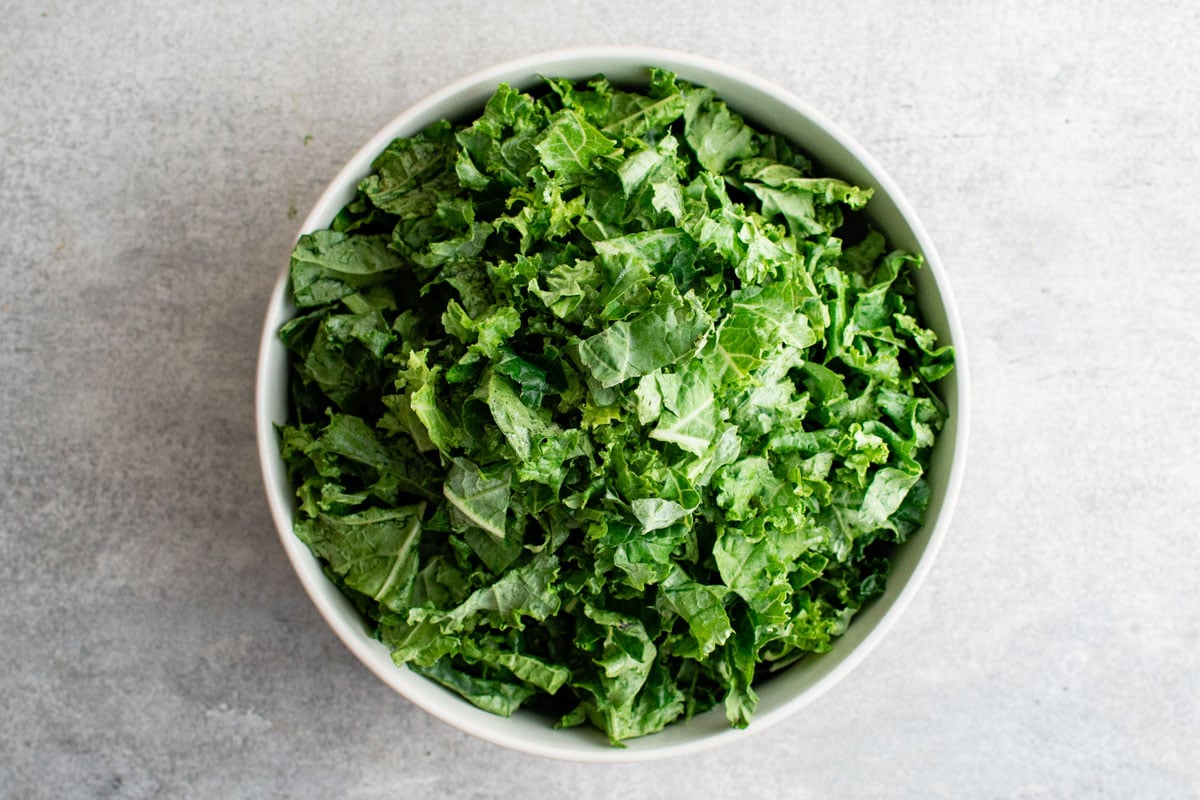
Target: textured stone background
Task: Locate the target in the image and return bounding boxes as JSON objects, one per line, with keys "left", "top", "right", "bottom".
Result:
{"left": 2, "top": 2, "right": 1198, "bottom": 797}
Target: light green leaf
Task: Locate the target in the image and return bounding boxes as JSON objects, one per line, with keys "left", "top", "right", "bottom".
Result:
{"left": 535, "top": 109, "right": 620, "bottom": 175}
{"left": 575, "top": 285, "right": 713, "bottom": 388}
{"left": 443, "top": 458, "right": 510, "bottom": 540}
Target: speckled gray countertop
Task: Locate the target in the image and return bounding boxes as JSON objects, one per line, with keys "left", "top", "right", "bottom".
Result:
{"left": 2, "top": 2, "right": 1197, "bottom": 797}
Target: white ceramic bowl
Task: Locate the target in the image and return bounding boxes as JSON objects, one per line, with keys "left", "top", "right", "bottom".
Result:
{"left": 256, "top": 46, "right": 969, "bottom": 762}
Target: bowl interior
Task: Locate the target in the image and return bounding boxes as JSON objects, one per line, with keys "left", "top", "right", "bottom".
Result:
{"left": 256, "top": 46, "right": 968, "bottom": 763}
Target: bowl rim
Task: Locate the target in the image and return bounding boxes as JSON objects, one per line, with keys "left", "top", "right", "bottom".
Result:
{"left": 255, "top": 44, "right": 970, "bottom": 763}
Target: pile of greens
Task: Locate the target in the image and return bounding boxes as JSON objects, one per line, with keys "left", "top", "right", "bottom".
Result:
{"left": 277, "top": 69, "right": 953, "bottom": 743}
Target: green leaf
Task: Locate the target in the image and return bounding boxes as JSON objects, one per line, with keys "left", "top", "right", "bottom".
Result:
{"left": 592, "top": 519, "right": 686, "bottom": 591}
{"left": 683, "top": 91, "right": 757, "bottom": 173}
{"left": 602, "top": 76, "right": 687, "bottom": 138}
{"left": 443, "top": 457, "right": 511, "bottom": 540}
{"left": 574, "top": 284, "right": 713, "bottom": 388}
{"left": 466, "top": 643, "right": 571, "bottom": 694}
{"left": 528, "top": 258, "right": 596, "bottom": 320}
{"left": 480, "top": 370, "right": 556, "bottom": 462}
{"left": 413, "top": 657, "right": 536, "bottom": 717}
{"left": 295, "top": 504, "right": 425, "bottom": 613}
{"left": 714, "top": 456, "right": 784, "bottom": 521}
{"left": 422, "top": 552, "right": 561, "bottom": 632}
{"left": 856, "top": 467, "right": 921, "bottom": 530}
{"left": 381, "top": 618, "right": 459, "bottom": 667}
{"left": 631, "top": 498, "right": 689, "bottom": 532}
{"left": 660, "top": 567, "right": 733, "bottom": 657}
{"left": 738, "top": 159, "right": 872, "bottom": 238}
{"left": 398, "top": 349, "right": 464, "bottom": 456}
{"left": 360, "top": 120, "right": 457, "bottom": 217}
{"left": 648, "top": 361, "right": 717, "bottom": 457}
{"left": 535, "top": 109, "right": 620, "bottom": 176}
{"left": 289, "top": 231, "right": 407, "bottom": 308}
{"left": 583, "top": 604, "right": 657, "bottom": 709}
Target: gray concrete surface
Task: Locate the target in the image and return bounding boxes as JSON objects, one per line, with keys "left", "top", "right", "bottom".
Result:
{"left": 2, "top": 2, "right": 1198, "bottom": 797}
